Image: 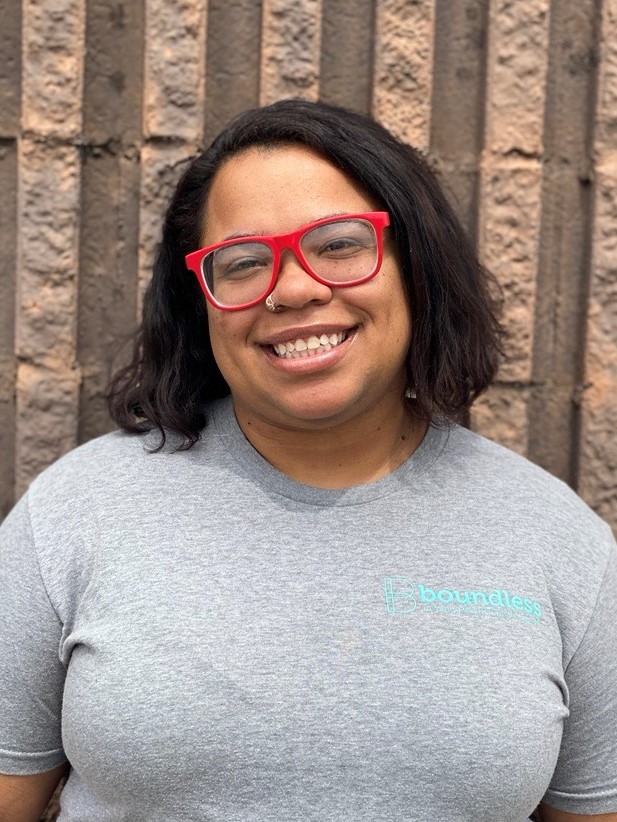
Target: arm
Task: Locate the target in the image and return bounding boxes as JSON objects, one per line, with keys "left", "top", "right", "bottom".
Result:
{"left": 0, "top": 763, "right": 69, "bottom": 822}
{"left": 537, "top": 805, "right": 617, "bottom": 822}
{"left": 538, "top": 536, "right": 617, "bottom": 820}
{"left": 0, "top": 498, "right": 69, "bottom": 809}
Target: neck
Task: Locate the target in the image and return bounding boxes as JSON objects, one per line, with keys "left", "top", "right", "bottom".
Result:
{"left": 233, "top": 400, "right": 429, "bottom": 489}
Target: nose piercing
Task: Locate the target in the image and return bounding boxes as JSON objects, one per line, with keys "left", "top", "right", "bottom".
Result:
{"left": 265, "top": 294, "right": 282, "bottom": 312}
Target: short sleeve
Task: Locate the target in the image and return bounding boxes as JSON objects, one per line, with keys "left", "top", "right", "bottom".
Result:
{"left": 542, "top": 540, "right": 617, "bottom": 814}
{"left": 0, "top": 493, "right": 68, "bottom": 774}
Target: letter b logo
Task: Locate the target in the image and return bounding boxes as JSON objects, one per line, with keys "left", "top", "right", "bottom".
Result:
{"left": 383, "top": 577, "right": 416, "bottom": 614}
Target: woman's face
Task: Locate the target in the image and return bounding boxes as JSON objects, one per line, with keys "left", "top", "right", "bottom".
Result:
{"left": 201, "top": 144, "right": 412, "bottom": 432}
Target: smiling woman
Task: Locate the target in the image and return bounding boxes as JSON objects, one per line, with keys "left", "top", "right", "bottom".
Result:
{"left": 197, "top": 145, "right": 419, "bottom": 473}
{"left": 0, "top": 100, "right": 616, "bottom": 822}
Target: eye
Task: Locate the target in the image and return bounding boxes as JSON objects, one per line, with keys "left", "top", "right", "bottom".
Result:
{"left": 222, "top": 256, "right": 268, "bottom": 279}
{"left": 208, "top": 242, "right": 273, "bottom": 282}
{"left": 319, "top": 236, "right": 367, "bottom": 256}
{"left": 302, "top": 219, "right": 377, "bottom": 260}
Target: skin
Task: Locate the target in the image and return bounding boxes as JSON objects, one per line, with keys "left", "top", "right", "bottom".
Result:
{"left": 202, "top": 144, "right": 428, "bottom": 488}
{"left": 0, "top": 764, "right": 69, "bottom": 822}
{"left": 537, "top": 810, "right": 617, "bottom": 821}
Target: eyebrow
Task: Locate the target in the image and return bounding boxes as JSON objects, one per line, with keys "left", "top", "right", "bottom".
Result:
{"left": 219, "top": 212, "right": 350, "bottom": 242}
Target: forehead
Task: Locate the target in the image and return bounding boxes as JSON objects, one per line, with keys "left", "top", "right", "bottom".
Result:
{"left": 201, "top": 144, "right": 379, "bottom": 243}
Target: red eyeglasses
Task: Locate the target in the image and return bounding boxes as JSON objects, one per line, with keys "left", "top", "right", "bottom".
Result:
{"left": 185, "top": 211, "right": 390, "bottom": 311}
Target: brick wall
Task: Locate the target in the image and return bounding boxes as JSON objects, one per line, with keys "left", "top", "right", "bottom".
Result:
{"left": 1, "top": 0, "right": 616, "bottom": 530}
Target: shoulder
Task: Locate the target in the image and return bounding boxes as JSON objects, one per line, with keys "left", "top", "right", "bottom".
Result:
{"left": 438, "top": 424, "right": 616, "bottom": 630}
{"left": 28, "top": 429, "right": 160, "bottom": 495}
{"left": 435, "top": 423, "right": 615, "bottom": 572}
{"left": 28, "top": 416, "right": 225, "bottom": 486}
{"left": 24, "top": 422, "right": 220, "bottom": 530}
{"left": 439, "top": 423, "right": 611, "bottom": 533}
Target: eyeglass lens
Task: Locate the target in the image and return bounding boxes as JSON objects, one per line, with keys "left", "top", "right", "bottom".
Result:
{"left": 202, "top": 218, "right": 379, "bottom": 307}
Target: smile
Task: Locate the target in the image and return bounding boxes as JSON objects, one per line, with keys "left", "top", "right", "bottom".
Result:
{"left": 272, "top": 331, "right": 349, "bottom": 359}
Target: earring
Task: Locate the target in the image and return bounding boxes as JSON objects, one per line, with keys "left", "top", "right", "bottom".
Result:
{"left": 405, "top": 386, "right": 417, "bottom": 399}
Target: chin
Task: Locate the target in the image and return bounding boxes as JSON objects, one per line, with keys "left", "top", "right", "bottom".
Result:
{"left": 269, "top": 398, "right": 369, "bottom": 429}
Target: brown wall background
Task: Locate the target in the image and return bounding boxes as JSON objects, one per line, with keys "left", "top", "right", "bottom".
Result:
{"left": 1, "top": 0, "right": 616, "bottom": 530}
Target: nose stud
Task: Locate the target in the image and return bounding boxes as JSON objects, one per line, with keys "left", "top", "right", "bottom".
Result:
{"left": 265, "top": 294, "right": 282, "bottom": 312}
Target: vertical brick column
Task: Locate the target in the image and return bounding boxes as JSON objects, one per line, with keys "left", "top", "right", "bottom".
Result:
{"left": 139, "top": 0, "right": 207, "bottom": 308}
{"left": 526, "top": 2, "right": 600, "bottom": 485}
{"left": 430, "top": 0, "right": 489, "bottom": 239}
{"left": 260, "top": 0, "right": 323, "bottom": 104}
{"left": 319, "top": 0, "right": 375, "bottom": 113}
{"left": 77, "top": 0, "right": 145, "bottom": 444}
{"left": 578, "top": 0, "right": 617, "bottom": 526}
{"left": 0, "top": 0, "right": 21, "bottom": 517}
{"left": 0, "top": 141, "right": 18, "bottom": 519}
{"left": 471, "top": 0, "right": 550, "bottom": 454}
{"left": 204, "top": 0, "right": 262, "bottom": 145}
{"left": 15, "top": 0, "right": 85, "bottom": 496}
{"left": 372, "top": 0, "right": 435, "bottom": 149}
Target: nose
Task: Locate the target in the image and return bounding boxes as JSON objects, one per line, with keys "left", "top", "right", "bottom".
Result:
{"left": 269, "top": 247, "right": 333, "bottom": 310}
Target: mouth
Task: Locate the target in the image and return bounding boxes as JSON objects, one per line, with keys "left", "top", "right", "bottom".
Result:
{"left": 270, "top": 330, "right": 352, "bottom": 359}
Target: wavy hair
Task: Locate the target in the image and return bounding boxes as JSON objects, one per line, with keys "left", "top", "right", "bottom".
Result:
{"left": 107, "top": 99, "right": 503, "bottom": 448}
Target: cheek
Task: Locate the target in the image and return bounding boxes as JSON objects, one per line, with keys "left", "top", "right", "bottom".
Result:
{"left": 378, "top": 272, "right": 412, "bottom": 339}
{"left": 206, "top": 311, "right": 253, "bottom": 377}
{"left": 206, "top": 313, "right": 233, "bottom": 367}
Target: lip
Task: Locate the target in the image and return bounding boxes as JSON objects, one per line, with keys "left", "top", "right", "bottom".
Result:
{"left": 260, "top": 327, "right": 357, "bottom": 374}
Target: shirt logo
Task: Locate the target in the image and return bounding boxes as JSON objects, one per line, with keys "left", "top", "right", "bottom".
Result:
{"left": 383, "top": 576, "right": 543, "bottom": 624}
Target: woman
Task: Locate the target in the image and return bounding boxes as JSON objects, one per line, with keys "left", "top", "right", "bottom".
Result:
{"left": 1, "top": 100, "right": 615, "bottom": 822}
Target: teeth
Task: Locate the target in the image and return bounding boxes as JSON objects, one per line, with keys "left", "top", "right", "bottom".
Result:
{"left": 272, "top": 332, "right": 347, "bottom": 358}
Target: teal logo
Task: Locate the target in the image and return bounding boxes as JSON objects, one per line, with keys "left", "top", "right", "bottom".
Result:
{"left": 383, "top": 577, "right": 543, "bottom": 624}
{"left": 384, "top": 576, "right": 417, "bottom": 615}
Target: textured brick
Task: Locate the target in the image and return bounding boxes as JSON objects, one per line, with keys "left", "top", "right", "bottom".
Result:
{"left": 594, "top": 0, "right": 617, "bottom": 155}
{"left": 138, "top": 143, "right": 198, "bottom": 308}
{"left": 143, "top": 0, "right": 206, "bottom": 141}
{"left": 77, "top": 150, "right": 140, "bottom": 443}
{"left": 204, "top": 0, "right": 262, "bottom": 145}
{"left": 319, "top": 0, "right": 374, "bottom": 113}
{"left": 0, "top": 143, "right": 17, "bottom": 370}
{"left": 0, "top": 351, "right": 16, "bottom": 518}
{"left": 3, "top": 0, "right": 617, "bottom": 535}
{"left": 474, "top": 0, "right": 550, "bottom": 458}
{"left": 470, "top": 384, "right": 531, "bottom": 456}
{"left": 579, "top": 1, "right": 617, "bottom": 530}
{"left": 372, "top": 0, "right": 434, "bottom": 149}
{"left": 0, "top": 142, "right": 17, "bottom": 516}
{"left": 22, "top": 0, "right": 85, "bottom": 137}
{"left": 477, "top": 159, "right": 543, "bottom": 383}
{"left": 525, "top": 0, "right": 598, "bottom": 485}
{"left": 15, "top": 362, "right": 80, "bottom": 497}
{"left": 83, "top": 0, "right": 144, "bottom": 144}
{"left": 430, "top": 0, "right": 489, "bottom": 238}
{"left": 484, "top": 0, "right": 550, "bottom": 155}
{"left": 260, "top": 0, "right": 322, "bottom": 104}
{"left": 14, "top": 138, "right": 81, "bottom": 499}
{"left": 16, "top": 140, "right": 80, "bottom": 364}
{"left": 0, "top": 0, "right": 21, "bottom": 137}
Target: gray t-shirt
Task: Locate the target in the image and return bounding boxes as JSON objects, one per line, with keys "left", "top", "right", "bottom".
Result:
{"left": 1, "top": 397, "right": 616, "bottom": 821}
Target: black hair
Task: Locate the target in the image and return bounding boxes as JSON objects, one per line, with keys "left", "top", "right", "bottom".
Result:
{"left": 107, "top": 99, "right": 503, "bottom": 448}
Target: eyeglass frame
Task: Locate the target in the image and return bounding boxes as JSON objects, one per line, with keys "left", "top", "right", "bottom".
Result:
{"left": 184, "top": 211, "right": 391, "bottom": 312}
